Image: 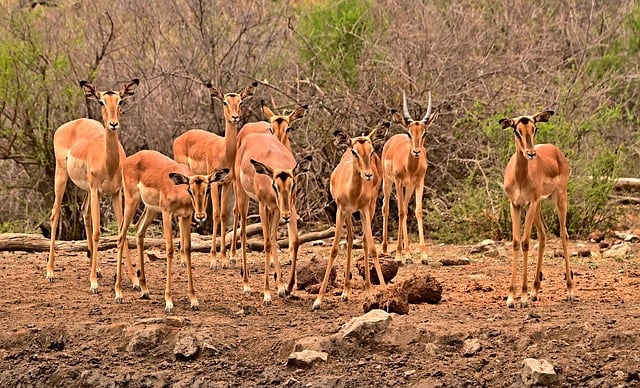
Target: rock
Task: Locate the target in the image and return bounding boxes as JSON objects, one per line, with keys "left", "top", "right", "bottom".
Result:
{"left": 362, "top": 284, "right": 409, "bottom": 315}
{"left": 400, "top": 273, "right": 443, "bottom": 304}
{"left": 123, "top": 324, "right": 168, "bottom": 354}
{"left": 521, "top": 358, "right": 557, "bottom": 386}
{"left": 293, "top": 336, "right": 333, "bottom": 353}
{"left": 339, "top": 239, "right": 363, "bottom": 250}
{"left": 297, "top": 255, "right": 336, "bottom": 292}
{"left": 174, "top": 334, "right": 200, "bottom": 360}
{"left": 287, "top": 349, "right": 328, "bottom": 368}
{"left": 439, "top": 257, "right": 471, "bottom": 266}
{"left": 339, "top": 309, "right": 393, "bottom": 342}
{"left": 355, "top": 253, "right": 399, "bottom": 285}
{"left": 599, "top": 241, "right": 610, "bottom": 250}
{"left": 603, "top": 243, "right": 633, "bottom": 259}
{"left": 588, "top": 231, "right": 606, "bottom": 243}
{"left": 424, "top": 342, "right": 438, "bottom": 356}
{"left": 200, "top": 342, "right": 222, "bottom": 357}
{"left": 311, "top": 240, "right": 326, "bottom": 247}
{"left": 577, "top": 248, "right": 591, "bottom": 257}
{"left": 78, "top": 370, "right": 116, "bottom": 387}
{"left": 469, "top": 239, "right": 496, "bottom": 254}
{"left": 462, "top": 338, "right": 482, "bottom": 357}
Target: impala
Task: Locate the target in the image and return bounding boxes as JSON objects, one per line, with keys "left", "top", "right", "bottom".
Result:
{"left": 235, "top": 133, "right": 311, "bottom": 305}
{"left": 173, "top": 81, "right": 257, "bottom": 269}
{"left": 500, "top": 110, "right": 575, "bottom": 308}
{"left": 230, "top": 100, "right": 307, "bottom": 258}
{"left": 114, "top": 150, "right": 227, "bottom": 312}
{"left": 312, "top": 126, "right": 388, "bottom": 310}
{"left": 382, "top": 91, "right": 438, "bottom": 263}
{"left": 47, "top": 78, "right": 139, "bottom": 294}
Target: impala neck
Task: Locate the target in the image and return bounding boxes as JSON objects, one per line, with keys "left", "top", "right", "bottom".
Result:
{"left": 104, "top": 129, "right": 122, "bottom": 176}
{"left": 513, "top": 149, "right": 531, "bottom": 183}
{"left": 348, "top": 161, "right": 365, "bottom": 198}
{"left": 224, "top": 120, "right": 239, "bottom": 166}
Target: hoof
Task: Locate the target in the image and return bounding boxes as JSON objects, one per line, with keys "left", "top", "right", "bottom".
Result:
{"left": 263, "top": 295, "right": 272, "bottom": 306}
{"left": 506, "top": 297, "right": 515, "bottom": 308}
{"left": 115, "top": 296, "right": 123, "bottom": 304}
{"left": 140, "top": 292, "right": 150, "bottom": 300}
{"left": 89, "top": 286, "right": 99, "bottom": 295}
{"left": 311, "top": 299, "right": 321, "bottom": 311}
{"left": 340, "top": 292, "right": 349, "bottom": 302}
{"left": 405, "top": 257, "right": 414, "bottom": 265}
{"left": 520, "top": 300, "right": 528, "bottom": 308}
{"left": 229, "top": 258, "right": 237, "bottom": 267}
{"left": 567, "top": 294, "right": 577, "bottom": 303}
{"left": 165, "top": 303, "right": 174, "bottom": 313}
{"left": 46, "top": 276, "right": 55, "bottom": 283}
{"left": 191, "top": 303, "right": 200, "bottom": 311}
{"left": 530, "top": 294, "right": 538, "bottom": 302}
{"left": 133, "top": 285, "right": 141, "bottom": 292}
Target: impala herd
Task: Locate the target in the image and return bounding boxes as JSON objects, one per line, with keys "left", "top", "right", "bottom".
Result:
{"left": 46, "top": 79, "right": 575, "bottom": 312}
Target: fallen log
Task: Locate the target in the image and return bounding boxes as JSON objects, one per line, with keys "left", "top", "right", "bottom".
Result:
{"left": 0, "top": 226, "right": 335, "bottom": 253}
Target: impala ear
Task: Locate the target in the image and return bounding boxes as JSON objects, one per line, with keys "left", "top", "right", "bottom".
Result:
{"left": 250, "top": 159, "right": 273, "bottom": 176}
{"left": 79, "top": 80, "right": 99, "bottom": 100}
{"left": 207, "top": 82, "right": 224, "bottom": 101}
{"left": 209, "top": 168, "right": 229, "bottom": 184}
{"left": 294, "top": 154, "right": 313, "bottom": 176}
{"left": 169, "top": 172, "right": 189, "bottom": 186}
{"left": 391, "top": 109, "right": 407, "bottom": 126}
{"left": 533, "top": 110, "right": 554, "bottom": 123}
{"left": 288, "top": 104, "right": 308, "bottom": 123}
{"left": 499, "top": 118, "right": 515, "bottom": 129}
{"left": 425, "top": 110, "right": 439, "bottom": 126}
{"left": 239, "top": 81, "right": 259, "bottom": 100}
{"left": 334, "top": 130, "right": 351, "bottom": 148}
{"left": 261, "top": 100, "right": 275, "bottom": 120}
{"left": 120, "top": 78, "right": 139, "bottom": 98}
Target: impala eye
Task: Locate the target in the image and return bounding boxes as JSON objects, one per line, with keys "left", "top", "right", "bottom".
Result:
{"left": 223, "top": 101, "right": 229, "bottom": 106}
{"left": 272, "top": 183, "right": 278, "bottom": 193}
{"left": 118, "top": 100, "right": 124, "bottom": 106}
{"left": 513, "top": 129, "right": 522, "bottom": 139}
{"left": 351, "top": 149, "right": 359, "bottom": 158}
{"left": 99, "top": 100, "right": 106, "bottom": 106}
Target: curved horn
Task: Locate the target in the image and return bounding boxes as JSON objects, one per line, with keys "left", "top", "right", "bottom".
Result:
{"left": 422, "top": 91, "right": 432, "bottom": 122}
{"left": 402, "top": 90, "right": 413, "bottom": 123}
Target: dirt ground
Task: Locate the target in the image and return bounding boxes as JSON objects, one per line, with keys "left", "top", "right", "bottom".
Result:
{"left": 1, "top": 231, "right": 639, "bottom": 387}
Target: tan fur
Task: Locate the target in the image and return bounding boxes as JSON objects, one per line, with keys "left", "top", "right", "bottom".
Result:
{"left": 312, "top": 131, "right": 386, "bottom": 310}
{"left": 234, "top": 133, "right": 307, "bottom": 305}
{"left": 47, "top": 79, "right": 139, "bottom": 294}
{"left": 172, "top": 82, "right": 257, "bottom": 268}
{"left": 114, "top": 150, "right": 226, "bottom": 312}
{"left": 500, "top": 111, "right": 575, "bottom": 308}
{"left": 381, "top": 94, "right": 438, "bottom": 263}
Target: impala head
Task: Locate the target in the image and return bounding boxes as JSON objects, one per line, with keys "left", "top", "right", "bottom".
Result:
{"left": 335, "top": 124, "right": 387, "bottom": 181}
{"left": 169, "top": 168, "right": 229, "bottom": 222}
{"left": 250, "top": 155, "right": 312, "bottom": 223}
{"left": 80, "top": 78, "right": 139, "bottom": 131}
{"left": 261, "top": 100, "right": 308, "bottom": 145}
{"left": 394, "top": 91, "right": 438, "bottom": 158}
{"left": 499, "top": 110, "right": 554, "bottom": 160}
{"left": 207, "top": 81, "right": 258, "bottom": 124}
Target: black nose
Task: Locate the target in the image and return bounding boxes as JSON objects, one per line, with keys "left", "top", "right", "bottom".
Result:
{"left": 282, "top": 215, "right": 291, "bottom": 223}
{"left": 527, "top": 150, "right": 536, "bottom": 159}
{"left": 411, "top": 150, "right": 421, "bottom": 157}
{"left": 364, "top": 172, "right": 374, "bottom": 180}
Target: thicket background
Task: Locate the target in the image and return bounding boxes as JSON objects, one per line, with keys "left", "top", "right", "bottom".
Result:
{"left": 1, "top": 0, "right": 638, "bottom": 243}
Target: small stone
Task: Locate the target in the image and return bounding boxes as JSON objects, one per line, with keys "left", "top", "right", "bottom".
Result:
{"left": 287, "top": 349, "right": 328, "bottom": 368}
{"left": 521, "top": 358, "right": 557, "bottom": 386}
{"left": 311, "top": 240, "right": 326, "bottom": 247}
{"left": 439, "top": 257, "right": 471, "bottom": 266}
{"left": 577, "top": 249, "right": 591, "bottom": 257}
{"left": 462, "top": 338, "right": 482, "bottom": 357}
{"left": 588, "top": 231, "right": 606, "bottom": 243}
{"left": 174, "top": 334, "right": 200, "bottom": 360}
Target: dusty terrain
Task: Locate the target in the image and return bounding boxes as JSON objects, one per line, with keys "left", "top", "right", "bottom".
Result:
{"left": 1, "top": 232, "right": 639, "bottom": 387}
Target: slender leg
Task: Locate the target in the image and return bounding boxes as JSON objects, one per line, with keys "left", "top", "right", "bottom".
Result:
{"left": 363, "top": 209, "right": 385, "bottom": 291}
{"left": 259, "top": 203, "right": 273, "bottom": 305}
{"left": 286, "top": 207, "right": 300, "bottom": 294}
{"left": 114, "top": 191, "right": 140, "bottom": 303}
{"left": 313, "top": 208, "right": 344, "bottom": 310}
{"left": 270, "top": 209, "right": 286, "bottom": 299}
{"left": 342, "top": 214, "right": 354, "bottom": 301}
{"left": 88, "top": 187, "right": 101, "bottom": 294}
{"left": 395, "top": 183, "right": 407, "bottom": 262}
{"left": 111, "top": 191, "right": 138, "bottom": 289}
{"left": 401, "top": 184, "right": 414, "bottom": 263}
{"left": 219, "top": 180, "right": 233, "bottom": 265}
{"left": 46, "top": 163, "right": 69, "bottom": 282}
{"left": 530, "top": 211, "right": 546, "bottom": 302}
{"left": 162, "top": 211, "right": 175, "bottom": 313}
{"left": 136, "top": 208, "right": 156, "bottom": 300}
{"left": 210, "top": 182, "right": 221, "bottom": 268}
{"left": 180, "top": 216, "right": 199, "bottom": 310}
{"left": 556, "top": 190, "right": 575, "bottom": 302}
{"left": 507, "top": 202, "right": 521, "bottom": 308}
{"left": 381, "top": 177, "right": 393, "bottom": 254}
{"left": 238, "top": 190, "right": 251, "bottom": 296}
{"left": 519, "top": 200, "right": 540, "bottom": 308}
{"left": 81, "top": 193, "right": 94, "bottom": 267}
{"left": 415, "top": 179, "right": 428, "bottom": 262}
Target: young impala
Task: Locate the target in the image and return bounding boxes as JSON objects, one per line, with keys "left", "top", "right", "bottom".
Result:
{"left": 114, "top": 150, "right": 227, "bottom": 312}
{"left": 47, "top": 78, "right": 139, "bottom": 294}
{"left": 173, "top": 81, "right": 257, "bottom": 269}
{"left": 382, "top": 91, "right": 438, "bottom": 263}
{"left": 500, "top": 110, "right": 575, "bottom": 308}
{"left": 235, "top": 132, "right": 311, "bottom": 305}
{"left": 230, "top": 100, "right": 307, "bottom": 259}
{"left": 312, "top": 126, "right": 388, "bottom": 311}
